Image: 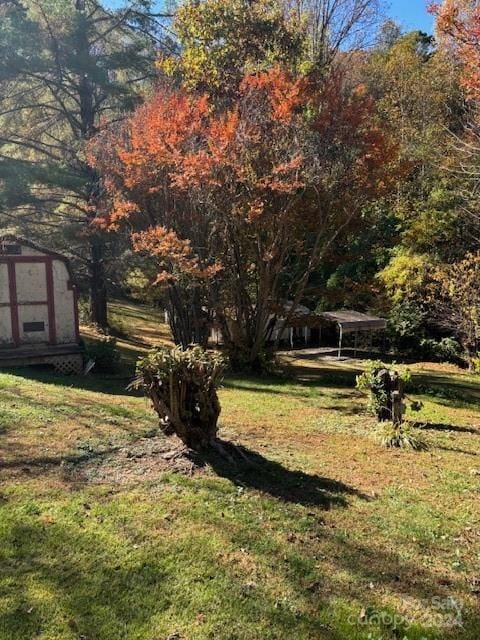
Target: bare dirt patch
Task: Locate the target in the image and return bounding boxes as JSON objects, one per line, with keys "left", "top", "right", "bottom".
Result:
{"left": 69, "top": 436, "right": 206, "bottom": 485}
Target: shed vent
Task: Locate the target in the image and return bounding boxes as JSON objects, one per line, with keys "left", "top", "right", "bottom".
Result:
{"left": 1, "top": 243, "right": 21, "bottom": 255}
{"left": 23, "top": 321, "right": 45, "bottom": 333}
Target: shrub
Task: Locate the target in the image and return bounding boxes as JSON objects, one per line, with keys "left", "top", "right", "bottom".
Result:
{"left": 226, "top": 344, "right": 276, "bottom": 374}
{"left": 84, "top": 336, "right": 120, "bottom": 373}
{"left": 131, "top": 346, "right": 226, "bottom": 449}
{"left": 472, "top": 356, "right": 480, "bottom": 375}
{"left": 377, "top": 421, "right": 427, "bottom": 450}
{"left": 108, "top": 317, "right": 130, "bottom": 341}
{"left": 429, "top": 252, "right": 480, "bottom": 367}
{"left": 357, "top": 361, "right": 409, "bottom": 424}
{"left": 378, "top": 252, "right": 432, "bottom": 306}
{"left": 356, "top": 361, "right": 422, "bottom": 426}
{"left": 419, "top": 337, "right": 463, "bottom": 364}
{"left": 78, "top": 296, "right": 92, "bottom": 324}
{"left": 386, "top": 301, "right": 426, "bottom": 353}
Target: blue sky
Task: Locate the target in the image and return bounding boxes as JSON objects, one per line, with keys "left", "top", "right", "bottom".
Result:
{"left": 107, "top": 0, "right": 436, "bottom": 35}
{"left": 388, "top": 0, "right": 434, "bottom": 34}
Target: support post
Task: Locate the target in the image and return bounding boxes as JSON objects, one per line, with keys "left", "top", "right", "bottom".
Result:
{"left": 337, "top": 324, "right": 343, "bottom": 359}
{"left": 7, "top": 261, "right": 20, "bottom": 346}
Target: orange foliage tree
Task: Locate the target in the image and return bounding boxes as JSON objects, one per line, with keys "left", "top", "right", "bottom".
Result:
{"left": 430, "top": 1, "right": 480, "bottom": 239}
{"left": 90, "top": 67, "right": 397, "bottom": 370}
{"left": 430, "top": 0, "right": 480, "bottom": 99}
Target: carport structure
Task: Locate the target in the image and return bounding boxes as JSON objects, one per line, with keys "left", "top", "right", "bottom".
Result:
{"left": 320, "top": 310, "right": 387, "bottom": 359}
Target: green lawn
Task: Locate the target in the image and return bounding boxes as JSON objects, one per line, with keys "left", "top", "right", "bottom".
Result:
{"left": 0, "top": 303, "right": 479, "bottom": 640}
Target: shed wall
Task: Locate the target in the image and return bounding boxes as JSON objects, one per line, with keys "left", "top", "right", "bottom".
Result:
{"left": 0, "top": 243, "right": 79, "bottom": 348}
{"left": 53, "top": 260, "right": 77, "bottom": 344}
{"left": 15, "top": 262, "right": 47, "bottom": 302}
{"left": 0, "top": 264, "right": 13, "bottom": 345}
{"left": 0, "top": 309, "right": 13, "bottom": 345}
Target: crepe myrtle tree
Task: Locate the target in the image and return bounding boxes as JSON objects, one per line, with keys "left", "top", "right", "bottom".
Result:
{"left": 90, "top": 66, "right": 398, "bottom": 371}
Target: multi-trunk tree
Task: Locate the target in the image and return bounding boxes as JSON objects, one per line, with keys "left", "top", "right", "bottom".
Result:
{"left": 90, "top": 66, "right": 397, "bottom": 370}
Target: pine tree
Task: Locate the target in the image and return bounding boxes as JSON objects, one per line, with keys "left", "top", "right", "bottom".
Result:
{"left": 0, "top": 0, "right": 170, "bottom": 326}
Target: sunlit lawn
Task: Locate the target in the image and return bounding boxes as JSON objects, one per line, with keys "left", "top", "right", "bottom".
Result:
{"left": 0, "top": 302, "right": 479, "bottom": 639}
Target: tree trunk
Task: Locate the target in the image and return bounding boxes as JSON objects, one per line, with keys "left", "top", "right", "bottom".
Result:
{"left": 167, "top": 286, "right": 209, "bottom": 348}
{"left": 464, "top": 341, "right": 478, "bottom": 371}
{"left": 135, "top": 348, "right": 225, "bottom": 450}
{"left": 377, "top": 369, "right": 404, "bottom": 426}
{"left": 89, "top": 237, "right": 108, "bottom": 329}
{"left": 75, "top": 4, "right": 109, "bottom": 330}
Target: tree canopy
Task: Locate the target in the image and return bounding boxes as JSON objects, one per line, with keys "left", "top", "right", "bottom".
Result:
{"left": 1, "top": 0, "right": 479, "bottom": 367}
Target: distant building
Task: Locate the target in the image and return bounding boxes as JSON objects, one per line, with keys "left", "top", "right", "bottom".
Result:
{"left": 320, "top": 310, "right": 387, "bottom": 358}
{"left": 210, "top": 302, "right": 314, "bottom": 348}
{"left": 0, "top": 236, "right": 82, "bottom": 373}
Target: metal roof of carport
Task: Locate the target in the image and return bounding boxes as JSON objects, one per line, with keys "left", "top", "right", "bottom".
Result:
{"left": 319, "top": 310, "right": 387, "bottom": 359}
{"left": 320, "top": 310, "right": 387, "bottom": 333}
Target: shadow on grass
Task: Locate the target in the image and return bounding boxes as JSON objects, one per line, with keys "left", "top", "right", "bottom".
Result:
{"left": 0, "top": 366, "right": 137, "bottom": 396}
{"left": 0, "top": 430, "right": 365, "bottom": 510}
{"left": 0, "top": 445, "right": 119, "bottom": 472}
{"left": 1, "top": 501, "right": 478, "bottom": 640}
{"left": 411, "top": 378, "right": 480, "bottom": 411}
{"left": 0, "top": 516, "right": 347, "bottom": 640}
{"left": 186, "top": 441, "right": 369, "bottom": 510}
{"left": 418, "top": 422, "right": 479, "bottom": 435}
{"left": 436, "top": 445, "right": 478, "bottom": 457}
{"left": 427, "top": 395, "right": 480, "bottom": 412}
{"left": 224, "top": 370, "right": 358, "bottom": 393}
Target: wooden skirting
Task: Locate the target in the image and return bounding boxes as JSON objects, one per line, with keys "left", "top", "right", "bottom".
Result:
{"left": 0, "top": 343, "right": 83, "bottom": 374}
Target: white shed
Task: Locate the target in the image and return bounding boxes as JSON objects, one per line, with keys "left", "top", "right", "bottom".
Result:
{"left": 0, "top": 236, "right": 82, "bottom": 373}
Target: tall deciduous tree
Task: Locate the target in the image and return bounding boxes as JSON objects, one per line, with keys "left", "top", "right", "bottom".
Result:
{"left": 430, "top": 1, "right": 480, "bottom": 246}
{"left": 350, "top": 25, "right": 470, "bottom": 331}
{"left": 287, "top": 0, "right": 381, "bottom": 69}
{"left": 0, "top": 0, "right": 167, "bottom": 326}
{"left": 159, "top": 0, "right": 306, "bottom": 99}
{"left": 430, "top": 251, "right": 480, "bottom": 364}
{"left": 299, "top": 28, "right": 463, "bottom": 315}
{"left": 160, "top": 0, "right": 381, "bottom": 101}
{"left": 90, "top": 67, "right": 397, "bottom": 370}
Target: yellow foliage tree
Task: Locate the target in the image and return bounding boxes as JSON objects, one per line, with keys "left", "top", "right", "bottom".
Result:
{"left": 430, "top": 252, "right": 480, "bottom": 365}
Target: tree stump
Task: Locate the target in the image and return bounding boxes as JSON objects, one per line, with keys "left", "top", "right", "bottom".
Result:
{"left": 376, "top": 369, "right": 404, "bottom": 426}
{"left": 131, "top": 346, "right": 226, "bottom": 450}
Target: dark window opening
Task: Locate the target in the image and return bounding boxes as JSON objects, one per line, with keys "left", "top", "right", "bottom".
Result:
{"left": 23, "top": 321, "right": 45, "bottom": 332}
{"left": 1, "top": 244, "right": 21, "bottom": 255}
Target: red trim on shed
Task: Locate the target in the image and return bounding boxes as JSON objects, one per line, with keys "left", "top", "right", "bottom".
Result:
{"left": 7, "top": 261, "right": 20, "bottom": 346}
{"left": 0, "top": 256, "right": 52, "bottom": 264}
{"left": 1, "top": 245, "right": 80, "bottom": 349}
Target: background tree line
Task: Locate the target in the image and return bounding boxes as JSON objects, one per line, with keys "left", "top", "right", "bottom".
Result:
{"left": 1, "top": 0, "right": 479, "bottom": 369}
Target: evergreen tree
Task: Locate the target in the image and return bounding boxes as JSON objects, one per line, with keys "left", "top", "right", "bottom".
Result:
{"left": 0, "top": 0, "right": 169, "bottom": 326}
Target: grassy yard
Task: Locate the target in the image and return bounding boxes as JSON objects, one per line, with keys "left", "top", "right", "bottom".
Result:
{"left": 0, "top": 302, "right": 479, "bottom": 640}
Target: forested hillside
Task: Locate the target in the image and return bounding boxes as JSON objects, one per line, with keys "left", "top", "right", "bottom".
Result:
{"left": 1, "top": 0, "right": 479, "bottom": 369}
